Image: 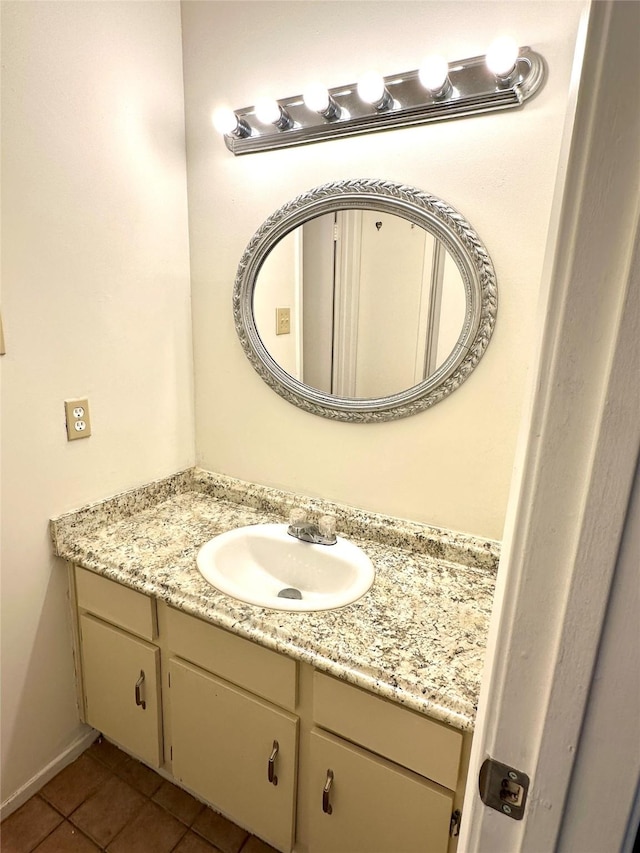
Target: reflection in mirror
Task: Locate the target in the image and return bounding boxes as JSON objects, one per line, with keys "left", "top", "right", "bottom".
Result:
{"left": 254, "top": 211, "right": 466, "bottom": 399}
{"left": 234, "top": 180, "right": 497, "bottom": 422}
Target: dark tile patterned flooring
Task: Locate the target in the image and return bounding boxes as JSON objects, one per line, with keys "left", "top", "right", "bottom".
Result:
{"left": 1, "top": 738, "right": 277, "bottom": 853}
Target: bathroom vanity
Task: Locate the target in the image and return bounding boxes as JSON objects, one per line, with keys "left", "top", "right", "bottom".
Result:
{"left": 51, "top": 468, "right": 499, "bottom": 853}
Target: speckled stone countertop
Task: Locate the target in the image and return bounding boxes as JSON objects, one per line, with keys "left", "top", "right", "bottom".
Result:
{"left": 51, "top": 468, "right": 499, "bottom": 733}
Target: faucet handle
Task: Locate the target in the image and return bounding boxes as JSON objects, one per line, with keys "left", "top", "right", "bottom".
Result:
{"left": 318, "top": 515, "right": 336, "bottom": 540}
{"left": 289, "top": 508, "right": 307, "bottom": 526}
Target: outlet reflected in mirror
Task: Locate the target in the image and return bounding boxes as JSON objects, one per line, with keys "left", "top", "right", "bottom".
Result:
{"left": 254, "top": 210, "right": 466, "bottom": 399}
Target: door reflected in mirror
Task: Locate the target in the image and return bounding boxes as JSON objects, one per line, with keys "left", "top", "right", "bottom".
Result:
{"left": 254, "top": 211, "right": 466, "bottom": 400}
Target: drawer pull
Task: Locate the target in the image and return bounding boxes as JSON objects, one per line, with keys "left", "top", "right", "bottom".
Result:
{"left": 268, "top": 740, "right": 279, "bottom": 786}
{"left": 135, "top": 670, "right": 146, "bottom": 710}
{"left": 322, "top": 769, "right": 334, "bottom": 815}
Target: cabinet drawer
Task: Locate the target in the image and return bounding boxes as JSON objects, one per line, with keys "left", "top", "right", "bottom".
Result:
{"left": 313, "top": 672, "right": 462, "bottom": 791}
{"left": 75, "top": 567, "right": 157, "bottom": 641}
{"left": 166, "top": 607, "right": 297, "bottom": 710}
{"left": 308, "top": 729, "right": 452, "bottom": 853}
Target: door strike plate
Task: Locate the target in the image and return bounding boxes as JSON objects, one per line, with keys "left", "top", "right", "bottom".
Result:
{"left": 479, "top": 758, "right": 529, "bottom": 820}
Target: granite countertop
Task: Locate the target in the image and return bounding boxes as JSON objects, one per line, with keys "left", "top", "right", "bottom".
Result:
{"left": 51, "top": 468, "right": 499, "bottom": 733}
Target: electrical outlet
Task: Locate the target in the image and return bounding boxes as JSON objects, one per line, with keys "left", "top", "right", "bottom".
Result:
{"left": 65, "top": 398, "right": 92, "bottom": 441}
{"left": 276, "top": 307, "right": 291, "bottom": 336}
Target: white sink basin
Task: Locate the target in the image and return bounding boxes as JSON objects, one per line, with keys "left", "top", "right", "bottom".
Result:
{"left": 196, "top": 523, "right": 375, "bottom": 611}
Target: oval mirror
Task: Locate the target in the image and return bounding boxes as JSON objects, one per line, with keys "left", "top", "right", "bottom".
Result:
{"left": 234, "top": 180, "right": 497, "bottom": 422}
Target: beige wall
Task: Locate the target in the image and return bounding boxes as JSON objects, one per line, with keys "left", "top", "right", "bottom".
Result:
{"left": 254, "top": 231, "right": 300, "bottom": 378}
{"left": 0, "top": 0, "right": 588, "bottom": 811}
{"left": 0, "top": 1, "right": 194, "bottom": 804}
{"left": 182, "top": 0, "right": 585, "bottom": 541}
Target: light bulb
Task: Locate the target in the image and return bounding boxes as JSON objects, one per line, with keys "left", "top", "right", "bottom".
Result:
{"left": 418, "top": 55, "right": 450, "bottom": 95}
{"left": 212, "top": 106, "right": 250, "bottom": 139}
{"left": 303, "top": 83, "right": 330, "bottom": 114}
{"left": 303, "top": 82, "right": 341, "bottom": 120}
{"left": 357, "top": 70, "right": 385, "bottom": 104}
{"left": 357, "top": 71, "right": 393, "bottom": 110}
{"left": 212, "top": 107, "right": 239, "bottom": 135}
{"left": 486, "top": 36, "right": 519, "bottom": 77}
{"left": 254, "top": 97, "right": 293, "bottom": 130}
{"left": 255, "top": 97, "right": 283, "bottom": 125}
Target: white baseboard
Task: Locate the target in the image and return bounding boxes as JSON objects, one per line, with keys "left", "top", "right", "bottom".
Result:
{"left": 1, "top": 725, "right": 98, "bottom": 821}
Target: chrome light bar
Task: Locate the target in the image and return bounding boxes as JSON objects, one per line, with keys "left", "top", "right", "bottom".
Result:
{"left": 215, "top": 47, "right": 545, "bottom": 156}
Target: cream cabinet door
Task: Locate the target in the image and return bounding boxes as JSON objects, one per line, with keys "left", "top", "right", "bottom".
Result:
{"left": 308, "top": 729, "right": 453, "bottom": 853}
{"left": 79, "top": 613, "right": 162, "bottom": 767}
{"left": 169, "top": 657, "right": 298, "bottom": 853}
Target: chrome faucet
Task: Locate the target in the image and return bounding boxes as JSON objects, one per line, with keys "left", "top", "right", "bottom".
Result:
{"left": 287, "top": 510, "right": 337, "bottom": 546}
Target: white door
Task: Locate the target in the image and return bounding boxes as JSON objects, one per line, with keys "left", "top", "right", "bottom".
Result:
{"left": 461, "top": 4, "right": 640, "bottom": 851}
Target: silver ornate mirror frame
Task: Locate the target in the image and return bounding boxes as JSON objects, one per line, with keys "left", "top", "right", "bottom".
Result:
{"left": 233, "top": 179, "right": 497, "bottom": 422}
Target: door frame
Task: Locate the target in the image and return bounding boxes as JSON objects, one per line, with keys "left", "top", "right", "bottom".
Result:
{"left": 332, "top": 210, "right": 362, "bottom": 397}
{"left": 460, "top": 2, "right": 640, "bottom": 850}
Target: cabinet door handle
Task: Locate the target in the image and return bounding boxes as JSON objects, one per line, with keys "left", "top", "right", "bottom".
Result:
{"left": 135, "top": 670, "right": 146, "bottom": 710}
{"left": 268, "top": 740, "right": 279, "bottom": 786}
{"left": 322, "top": 769, "right": 334, "bottom": 814}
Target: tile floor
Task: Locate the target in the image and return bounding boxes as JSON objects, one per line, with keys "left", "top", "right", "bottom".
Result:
{"left": 1, "top": 737, "right": 278, "bottom": 853}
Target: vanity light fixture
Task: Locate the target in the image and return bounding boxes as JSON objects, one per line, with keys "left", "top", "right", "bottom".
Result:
{"left": 215, "top": 42, "right": 545, "bottom": 155}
